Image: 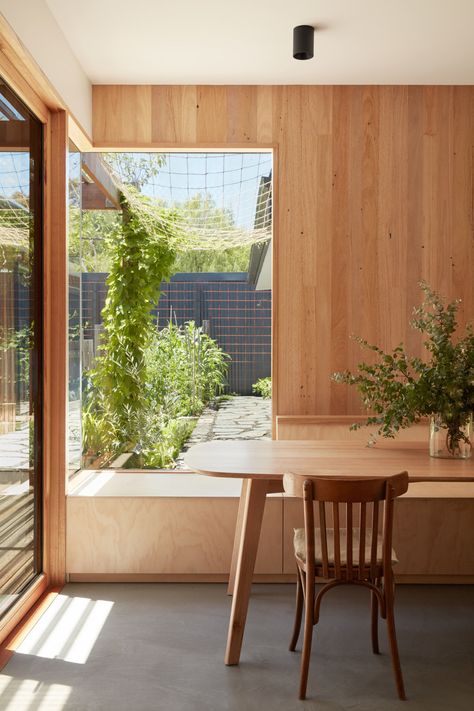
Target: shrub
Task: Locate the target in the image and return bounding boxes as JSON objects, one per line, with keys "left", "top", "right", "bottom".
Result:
{"left": 252, "top": 376, "right": 271, "bottom": 399}
{"left": 146, "top": 321, "right": 229, "bottom": 418}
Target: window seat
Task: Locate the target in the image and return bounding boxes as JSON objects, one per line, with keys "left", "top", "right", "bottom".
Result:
{"left": 66, "top": 471, "right": 474, "bottom": 584}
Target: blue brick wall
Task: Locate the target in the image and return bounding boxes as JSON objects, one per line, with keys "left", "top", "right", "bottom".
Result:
{"left": 81, "top": 272, "right": 271, "bottom": 395}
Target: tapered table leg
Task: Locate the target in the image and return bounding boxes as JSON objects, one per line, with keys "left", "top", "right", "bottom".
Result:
{"left": 227, "top": 478, "right": 250, "bottom": 596}
{"left": 225, "top": 478, "right": 269, "bottom": 665}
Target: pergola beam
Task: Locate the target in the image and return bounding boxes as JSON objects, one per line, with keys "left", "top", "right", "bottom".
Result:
{"left": 81, "top": 153, "right": 121, "bottom": 210}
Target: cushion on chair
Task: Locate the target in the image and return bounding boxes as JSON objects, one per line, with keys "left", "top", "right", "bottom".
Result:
{"left": 293, "top": 527, "right": 398, "bottom": 566}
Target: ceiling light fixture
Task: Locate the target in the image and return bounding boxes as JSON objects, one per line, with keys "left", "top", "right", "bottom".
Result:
{"left": 293, "top": 25, "right": 314, "bottom": 60}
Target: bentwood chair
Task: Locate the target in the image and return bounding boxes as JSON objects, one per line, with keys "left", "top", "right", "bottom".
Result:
{"left": 283, "top": 470, "right": 409, "bottom": 701}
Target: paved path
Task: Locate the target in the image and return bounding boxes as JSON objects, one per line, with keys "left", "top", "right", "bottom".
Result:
{"left": 175, "top": 395, "right": 271, "bottom": 470}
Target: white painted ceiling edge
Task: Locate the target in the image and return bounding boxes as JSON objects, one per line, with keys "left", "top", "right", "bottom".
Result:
{"left": 45, "top": 0, "right": 474, "bottom": 85}
{"left": 0, "top": 0, "right": 92, "bottom": 136}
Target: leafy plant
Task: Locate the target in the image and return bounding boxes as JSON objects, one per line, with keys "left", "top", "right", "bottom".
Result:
{"left": 332, "top": 283, "right": 474, "bottom": 455}
{"left": 69, "top": 207, "right": 121, "bottom": 272}
{"left": 133, "top": 418, "right": 196, "bottom": 469}
{"left": 104, "top": 153, "right": 166, "bottom": 191}
{"left": 84, "top": 189, "right": 180, "bottom": 460}
{"left": 173, "top": 245, "right": 250, "bottom": 273}
{"left": 252, "top": 376, "right": 271, "bottom": 399}
{"left": 146, "top": 321, "right": 229, "bottom": 418}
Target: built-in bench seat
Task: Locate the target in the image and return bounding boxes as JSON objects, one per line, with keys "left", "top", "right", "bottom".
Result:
{"left": 67, "top": 461, "right": 474, "bottom": 583}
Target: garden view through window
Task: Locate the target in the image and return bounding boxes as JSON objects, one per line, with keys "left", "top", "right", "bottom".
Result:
{"left": 67, "top": 151, "right": 272, "bottom": 476}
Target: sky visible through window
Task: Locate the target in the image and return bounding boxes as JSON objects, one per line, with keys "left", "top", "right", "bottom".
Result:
{"left": 135, "top": 152, "right": 272, "bottom": 230}
{"left": 0, "top": 152, "right": 29, "bottom": 201}
{"left": 0, "top": 151, "right": 273, "bottom": 235}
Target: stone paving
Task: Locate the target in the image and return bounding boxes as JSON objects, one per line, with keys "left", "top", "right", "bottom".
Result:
{"left": 0, "top": 401, "right": 81, "bottom": 474}
{"left": 0, "top": 397, "right": 271, "bottom": 474}
{"left": 175, "top": 395, "right": 271, "bottom": 470}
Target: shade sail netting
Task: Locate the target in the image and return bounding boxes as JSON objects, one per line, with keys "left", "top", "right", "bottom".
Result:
{"left": 105, "top": 152, "right": 272, "bottom": 251}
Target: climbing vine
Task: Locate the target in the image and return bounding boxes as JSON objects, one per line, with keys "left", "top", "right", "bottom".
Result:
{"left": 83, "top": 188, "right": 182, "bottom": 458}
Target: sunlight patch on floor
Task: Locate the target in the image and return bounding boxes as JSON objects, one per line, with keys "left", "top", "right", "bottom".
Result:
{"left": 0, "top": 676, "right": 72, "bottom": 711}
{"left": 14, "top": 594, "right": 114, "bottom": 664}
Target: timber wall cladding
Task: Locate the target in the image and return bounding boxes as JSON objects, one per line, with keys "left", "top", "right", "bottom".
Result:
{"left": 93, "top": 85, "right": 474, "bottom": 417}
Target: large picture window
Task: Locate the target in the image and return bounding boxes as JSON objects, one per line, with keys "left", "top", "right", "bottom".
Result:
{"left": 67, "top": 151, "right": 272, "bottom": 476}
{"left": 0, "top": 78, "right": 43, "bottom": 616}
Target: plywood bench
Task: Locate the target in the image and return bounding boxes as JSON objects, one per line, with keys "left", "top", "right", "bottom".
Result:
{"left": 66, "top": 471, "right": 284, "bottom": 582}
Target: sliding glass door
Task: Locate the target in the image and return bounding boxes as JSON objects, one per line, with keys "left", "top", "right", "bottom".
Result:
{"left": 0, "top": 78, "right": 43, "bottom": 616}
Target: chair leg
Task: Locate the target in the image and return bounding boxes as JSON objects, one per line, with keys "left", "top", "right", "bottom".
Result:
{"left": 385, "top": 584, "right": 406, "bottom": 700}
{"left": 289, "top": 568, "right": 304, "bottom": 651}
{"left": 371, "top": 588, "right": 380, "bottom": 654}
{"left": 299, "top": 575, "right": 315, "bottom": 700}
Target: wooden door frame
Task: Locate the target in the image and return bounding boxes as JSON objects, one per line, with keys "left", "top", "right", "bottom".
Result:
{"left": 0, "top": 15, "right": 90, "bottom": 644}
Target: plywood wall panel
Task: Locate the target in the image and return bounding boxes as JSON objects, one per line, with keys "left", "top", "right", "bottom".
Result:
{"left": 92, "top": 85, "right": 474, "bottom": 419}
{"left": 67, "top": 497, "right": 282, "bottom": 575}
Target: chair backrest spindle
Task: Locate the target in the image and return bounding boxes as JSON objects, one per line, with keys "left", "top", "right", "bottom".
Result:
{"left": 346, "top": 502, "right": 353, "bottom": 580}
{"left": 358, "top": 502, "right": 367, "bottom": 579}
{"left": 370, "top": 500, "right": 380, "bottom": 580}
{"left": 332, "top": 502, "right": 341, "bottom": 577}
{"left": 318, "top": 501, "right": 330, "bottom": 578}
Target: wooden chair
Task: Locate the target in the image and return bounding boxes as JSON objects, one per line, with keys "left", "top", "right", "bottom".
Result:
{"left": 283, "top": 470, "right": 409, "bottom": 701}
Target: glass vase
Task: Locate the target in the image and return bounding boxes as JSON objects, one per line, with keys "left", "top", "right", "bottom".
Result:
{"left": 429, "top": 414, "right": 472, "bottom": 459}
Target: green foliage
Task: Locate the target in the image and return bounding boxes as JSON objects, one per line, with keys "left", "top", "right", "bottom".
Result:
{"left": 173, "top": 245, "right": 250, "bottom": 273}
{"left": 83, "top": 189, "right": 180, "bottom": 460}
{"left": 84, "top": 320, "right": 228, "bottom": 467}
{"left": 177, "top": 192, "right": 234, "bottom": 229}
{"left": 69, "top": 207, "right": 121, "bottom": 272}
{"left": 146, "top": 321, "right": 229, "bottom": 418}
{"left": 252, "top": 376, "right": 272, "bottom": 399}
{"left": 0, "top": 324, "right": 32, "bottom": 396}
{"left": 81, "top": 187, "right": 230, "bottom": 468}
{"left": 132, "top": 418, "right": 196, "bottom": 469}
{"left": 169, "top": 193, "right": 250, "bottom": 272}
{"left": 103, "top": 153, "right": 166, "bottom": 190}
{"left": 332, "top": 282, "right": 474, "bottom": 454}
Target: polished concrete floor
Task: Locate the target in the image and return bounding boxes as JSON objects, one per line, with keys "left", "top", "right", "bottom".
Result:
{"left": 0, "top": 583, "right": 473, "bottom": 710}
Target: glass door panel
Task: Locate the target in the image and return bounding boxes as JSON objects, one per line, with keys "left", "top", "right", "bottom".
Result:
{"left": 0, "top": 79, "right": 42, "bottom": 616}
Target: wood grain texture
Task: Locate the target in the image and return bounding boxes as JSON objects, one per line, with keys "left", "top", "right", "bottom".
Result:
{"left": 92, "top": 85, "right": 474, "bottom": 420}
{"left": 66, "top": 496, "right": 282, "bottom": 575}
{"left": 184, "top": 439, "right": 474, "bottom": 482}
{"left": 275, "top": 415, "right": 429, "bottom": 442}
{"left": 0, "top": 574, "right": 47, "bottom": 648}
{"left": 43, "top": 110, "right": 68, "bottom": 586}
{"left": 68, "top": 573, "right": 298, "bottom": 583}
{"left": 0, "top": 585, "right": 60, "bottom": 668}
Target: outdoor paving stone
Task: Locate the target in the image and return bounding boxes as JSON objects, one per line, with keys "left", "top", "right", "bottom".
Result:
{"left": 174, "top": 395, "right": 271, "bottom": 470}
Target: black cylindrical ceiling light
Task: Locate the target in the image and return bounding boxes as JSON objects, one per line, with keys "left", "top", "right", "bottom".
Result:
{"left": 293, "top": 25, "right": 314, "bottom": 60}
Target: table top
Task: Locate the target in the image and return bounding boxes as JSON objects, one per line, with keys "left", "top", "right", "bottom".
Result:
{"left": 184, "top": 439, "right": 474, "bottom": 482}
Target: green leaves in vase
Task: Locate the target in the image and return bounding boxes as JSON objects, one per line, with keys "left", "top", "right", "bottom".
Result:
{"left": 332, "top": 282, "right": 474, "bottom": 453}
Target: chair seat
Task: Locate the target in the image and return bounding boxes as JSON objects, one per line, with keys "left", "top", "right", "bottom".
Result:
{"left": 293, "top": 527, "right": 399, "bottom": 566}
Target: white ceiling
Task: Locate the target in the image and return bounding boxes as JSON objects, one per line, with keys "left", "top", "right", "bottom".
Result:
{"left": 45, "top": 0, "right": 474, "bottom": 85}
